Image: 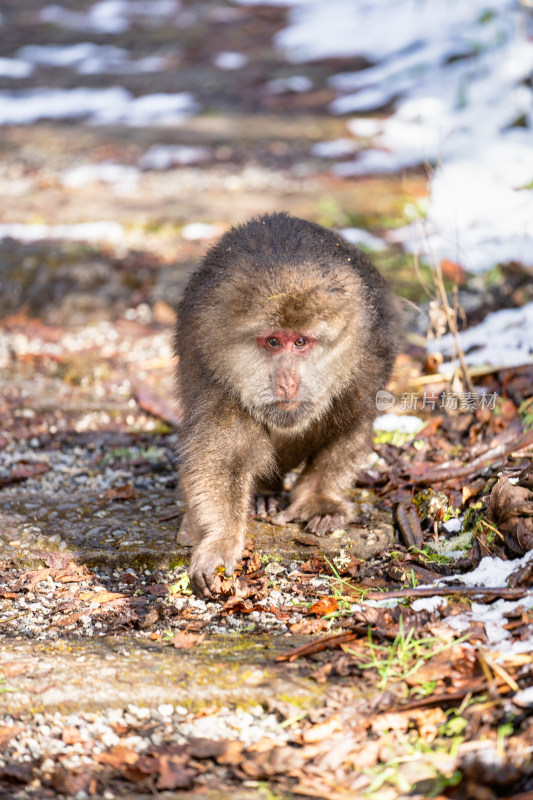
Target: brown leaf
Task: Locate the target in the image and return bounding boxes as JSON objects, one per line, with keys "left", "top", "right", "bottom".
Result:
{"left": 95, "top": 746, "right": 140, "bottom": 769}
{"left": 156, "top": 754, "right": 196, "bottom": 790}
{"left": 0, "top": 763, "right": 32, "bottom": 784}
{"left": 138, "top": 607, "right": 160, "bottom": 629}
{"left": 13, "top": 568, "right": 51, "bottom": 591}
{"left": 53, "top": 563, "right": 94, "bottom": 583}
{"left": 172, "top": 631, "right": 205, "bottom": 649}
{"left": 487, "top": 476, "right": 533, "bottom": 555}
{"left": 1, "top": 662, "right": 32, "bottom": 678}
{"left": 61, "top": 726, "right": 83, "bottom": 745}
{"left": 0, "top": 462, "right": 50, "bottom": 487}
{"left": 79, "top": 590, "right": 126, "bottom": 605}
{"left": 230, "top": 573, "right": 269, "bottom": 601}
{"left": 105, "top": 484, "right": 138, "bottom": 501}
{"left": 51, "top": 769, "right": 96, "bottom": 796}
{"left": 215, "top": 740, "right": 243, "bottom": 765}
{"left": 289, "top": 618, "right": 330, "bottom": 635}
{"left": 268, "top": 605, "right": 291, "bottom": 620}
{"left": 221, "top": 598, "right": 254, "bottom": 615}
{"left": 244, "top": 551, "right": 262, "bottom": 573}
{"left": 309, "top": 596, "right": 338, "bottom": 616}
{"left": 56, "top": 612, "right": 84, "bottom": 627}
{"left": 145, "top": 583, "right": 168, "bottom": 596}
{"left": 371, "top": 707, "right": 446, "bottom": 740}
{"left": 302, "top": 715, "right": 343, "bottom": 743}
{"left": 188, "top": 738, "right": 229, "bottom": 759}
{"left": 40, "top": 552, "right": 75, "bottom": 570}
{"left": 0, "top": 726, "right": 20, "bottom": 747}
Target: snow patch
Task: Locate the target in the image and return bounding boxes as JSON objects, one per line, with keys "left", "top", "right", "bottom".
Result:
{"left": 0, "top": 87, "right": 198, "bottom": 126}
{"left": 339, "top": 227, "right": 386, "bottom": 251}
{"left": 0, "top": 222, "right": 125, "bottom": 245}
{"left": 374, "top": 414, "right": 423, "bottom": 434}
{"left": 432, "top": 301, "right": 533, "bottom": 368}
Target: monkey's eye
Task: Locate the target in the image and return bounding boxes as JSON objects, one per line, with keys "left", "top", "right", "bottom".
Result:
{"left": 294, "top": 337, "right": 307, "bottom": 348}
{"left": 267, "top": 337, "right": 280, "bottom": 348}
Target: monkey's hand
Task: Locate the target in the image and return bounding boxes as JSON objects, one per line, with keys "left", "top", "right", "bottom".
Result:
{"left": 188, "top": 538, "right": 241, "bottom": 598}
{"left": 272, "top": 494, "right": 355, "bottom": 536}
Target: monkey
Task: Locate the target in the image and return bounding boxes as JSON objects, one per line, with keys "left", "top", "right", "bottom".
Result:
{"left": 174, "top": 213, "right": 400, "bottom": 597}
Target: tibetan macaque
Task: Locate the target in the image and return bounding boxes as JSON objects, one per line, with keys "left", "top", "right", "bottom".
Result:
{"left": 175, "top": 213, "right": 400, "bottom": 596}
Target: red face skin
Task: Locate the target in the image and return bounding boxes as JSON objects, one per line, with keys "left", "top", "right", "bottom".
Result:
{"left": 256, "top": 330, "right": 317, "bottom": 411}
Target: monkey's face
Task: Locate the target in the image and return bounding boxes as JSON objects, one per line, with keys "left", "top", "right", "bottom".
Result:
{"left": 214, "top": 320, "right": 354, "bottom": 434}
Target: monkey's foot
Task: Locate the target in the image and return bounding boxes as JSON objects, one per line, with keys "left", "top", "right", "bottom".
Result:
{"left": 188, "top": 538, "right": 242, "bottom": 598}
{"left": 254, "top": 495, "right": 283, "bottom": 519}
{"left": 306, "top": 513, "right": 347, "bottom": 536}
{"left": 272, "top": 495, "right": 354, "bottom": 536}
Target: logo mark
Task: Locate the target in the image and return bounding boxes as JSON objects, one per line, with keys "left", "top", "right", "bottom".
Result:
{"left": 375, "top": 390, "right": 395, "bottom": 411}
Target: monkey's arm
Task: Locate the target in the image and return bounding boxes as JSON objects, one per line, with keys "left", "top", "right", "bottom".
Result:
{"left": 179, "top": 402, "right": 273, "bottom": 596}
{"left": 272, "top": 422, "right": 373, "bottom": 535}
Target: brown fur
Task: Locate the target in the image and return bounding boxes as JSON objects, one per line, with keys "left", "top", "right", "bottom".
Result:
{"left": 174, "top": 213, "right": 400, "bottom": 596}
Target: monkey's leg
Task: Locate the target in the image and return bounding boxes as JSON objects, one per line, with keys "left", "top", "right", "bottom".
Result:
{"left": 180, "top": 409, "right": 273, "bottom": 596}
{"left": 272, "top": 424, "right": 372, "bottom": 535}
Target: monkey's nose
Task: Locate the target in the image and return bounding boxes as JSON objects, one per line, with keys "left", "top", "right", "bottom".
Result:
{"left": 276, "top": 374, "right": 298, "bottom": 401}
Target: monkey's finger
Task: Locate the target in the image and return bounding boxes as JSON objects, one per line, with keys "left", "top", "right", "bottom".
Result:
{"left": 222, "top": 555, "right": 238, "bottom": 577}
{"left": 305, "top": 515, "right": 322, "bottom": 534}
{"left": 314, "top": 514, "right": 346, "bottom": 536}
{"left": 190, "top": 569, "right": 214, "bottom": 598}
{"left": 267, "top": 496, "right": 279, "bottom": 516}
{"left": 271, "top": 509, "right": 291, "bottom": 527}
{"left": 306, "top": 515, "right": 335, "bottom": 536}
{"left": 256, "top": 496, "right": 267, "bottom": 517}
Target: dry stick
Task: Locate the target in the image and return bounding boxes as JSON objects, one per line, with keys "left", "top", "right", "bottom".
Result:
{"left": 391, "top": 679, "right": 513, "bottom": 712}
{"left": 276, "top": 587, "right": 530, "bottom": 663}
{"left": 432, "top": 249, "right": 475, "bottom": 395}
{"left": 408, "top": 428, "right": 533, "bottom": 485}
{"left": 409, "top": 362, "right": 533, "bottom": 386}
{"left": 361, "top": 585, "right": 532, "bottom": 601}
{"left": 413, "top": 216, "right": 476, "bottom": 396}
{"left": 276, "top": 625, "right": 371, "bottom": 663}
{"left": 157, "top": 510, "right": 181, "bottom": 523}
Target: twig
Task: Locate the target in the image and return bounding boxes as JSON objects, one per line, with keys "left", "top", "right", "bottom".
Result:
{"left": 424, "top": 230, "right": 476, "bottom": 396}
{"left": 275, "top": 625, "right": 370, "bottom": 662}
{"left": 408, "top": 361, "right": 533, "bottom": 386}
{"left": 157, "top": 510, "right": 181, "bottom": 523}
{"left": 390, "top": 678, "right": 512, "bottom": 712}
{"left": 407, "top": 429, "right": 533, "bottom": 485}
{"left": 361, "top": 586, "right": 532, "bottom": 601}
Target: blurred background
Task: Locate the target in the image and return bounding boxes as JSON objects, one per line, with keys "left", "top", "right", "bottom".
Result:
{"left": 1, "top": 0, "right": 533, "bottom": 432}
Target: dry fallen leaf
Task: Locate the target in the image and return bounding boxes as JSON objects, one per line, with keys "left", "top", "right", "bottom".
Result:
{"left": 51, "top": 768, "right": 96, "bottom": 796}
{"left": 1, "top": 662, "right": 32, "bottom": 678}
{"left": 487, "top": 475, "right": 533, "bottom": 555}
{"left": 302, "top": 715, "right": 343, "bottom": 743}
{"left": 105, "top": 484, "right": 138, "bottom": 501}
{"left": 0, "top": 726, "right": 20, "bottom": 748}
{"left": 172, "top": 631, "right": 205, "bottom": 649}
{"left": 13, "top": 569, "right": 51, "bottom": 591}
{"left": 78, "top": 590, "right": 126, "bottom": 605}
{"left": 309, "top": 596, "right": 338, "bottom": 616}
{"left": 371, "top": 707, "right": 446, "bottom": 741}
